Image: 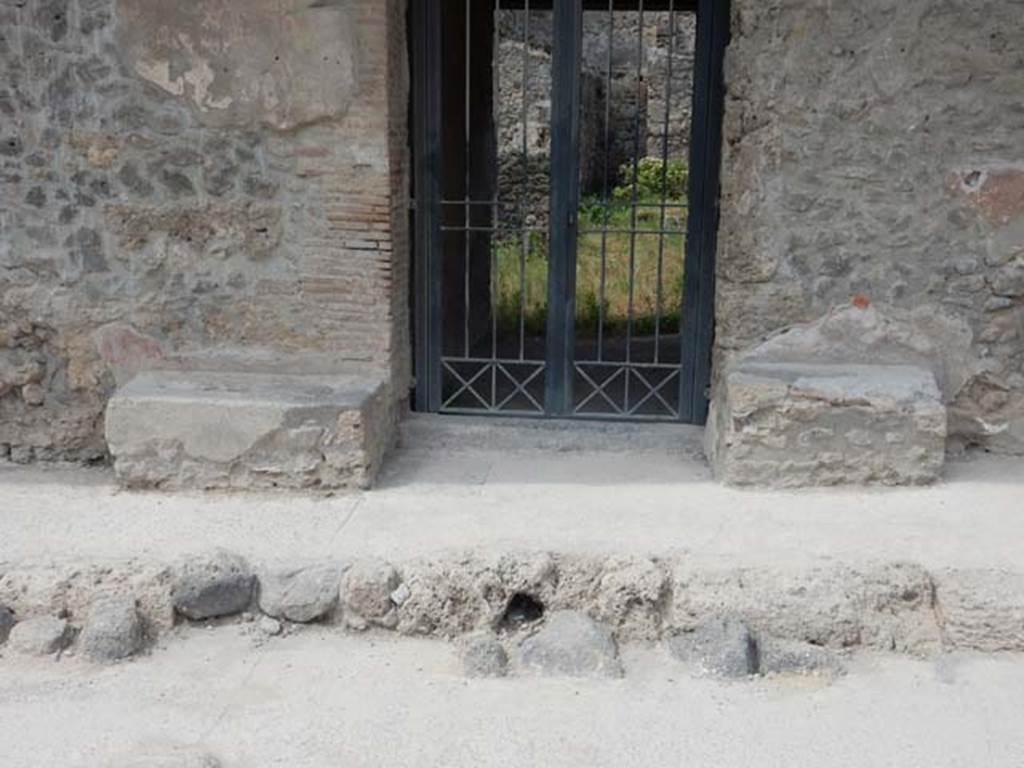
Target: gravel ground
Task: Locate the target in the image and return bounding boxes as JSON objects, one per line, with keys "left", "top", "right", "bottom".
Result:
{"left": 1, "top": 625, "right": 1023, "bottom": 767}
{"left": 0, "top": 448, "right": 1022, "bottom": 570}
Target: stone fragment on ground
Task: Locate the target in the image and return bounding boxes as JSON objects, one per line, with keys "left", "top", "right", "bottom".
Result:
{"left": 258, "top": 615, "right": 283, "bottom": 636}
{"left": 666, "top": 617, "right": 758, "bottom": 678}
{"left": 0, "top": 605, "right": 15, "bottom": 643}
{"left": 259, "top": 563, "right": 341, "bottom": 623}
{"left": 172, "top": 549, "right": 254, "bottom": 620}
{"left": 517, "top": 610, "right": 623, "bottom": 678}
{"left": 340, "top": 558, "right": 401, "bottom": 630}
{"left": 103, "top": 745, "right": 222, "bottom": 768}
{"left": 757, "top": 637, "right": 845, "bottom": 677}
{"left": 7, "top": 615, "right": 74, "bottom": 656}
{"left": 459, "top": 630, "right": 508, "bottom": 677}
{"left": 80, "top": 595, "right": 145, "bottom": 662}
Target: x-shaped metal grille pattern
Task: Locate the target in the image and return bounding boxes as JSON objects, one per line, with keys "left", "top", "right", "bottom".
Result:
{"left": 441, "top": 358, "right": 546, "bottom": 414}
{"left": 573, "top": 362, "right": 680, "bottom": 419}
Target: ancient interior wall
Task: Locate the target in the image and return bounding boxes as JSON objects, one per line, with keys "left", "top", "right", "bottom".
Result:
{"left": 716, "top": 0, "right": 1024, "bottom": 452}
{"left": 0, "top": 0, "right": 410, "bottom": 462}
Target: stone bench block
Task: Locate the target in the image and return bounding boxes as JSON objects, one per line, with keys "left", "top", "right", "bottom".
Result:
{"left": 705, "top": 363, "right": 946, "bottom": 487}
{"left": 105, "top": 370, "right": 393, "bottom": 490}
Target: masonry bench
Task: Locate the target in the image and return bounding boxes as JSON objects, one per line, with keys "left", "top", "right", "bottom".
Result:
{"left": 705, "top": 362, "right": 947, "bottom": 487}
{"left": 105, "top": 369, "right": 392, "bottom": 490}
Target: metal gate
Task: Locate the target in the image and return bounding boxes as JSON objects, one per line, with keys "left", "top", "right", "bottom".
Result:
{"left": 412, "top": 0, "right": 728, "bottom": 422}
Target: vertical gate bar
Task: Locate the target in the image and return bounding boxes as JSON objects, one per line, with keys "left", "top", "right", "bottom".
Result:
{"left": 516, "top": 2, "right": 532, "bottom": 364}
{"left": 516, "top": 3, "right": 532, "bottom": 364}
{"left": 653, "top": 0, "right": 677, "bottom": 366}
{"left": 597, "top": 0, "right": 615, "bottom": 365}
{"left": 624, "top": 0, "right": 645, "bottom": 410}
{"left": 413, "top": 0, "right": 443, "bottom": 412}
{"left": 492, "top": 0, "right": 502, "bottom": 407}
{"left": 544, "top": 0, "right": 583, "bottom": 416}
{"left": 680, "top": 0, "right": 728, "bottom": 423}
{"left": 463, "top": 0, "right": 472, "bottom": 359}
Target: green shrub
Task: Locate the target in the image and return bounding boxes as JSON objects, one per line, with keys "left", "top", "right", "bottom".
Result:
{"left": 612, "top": 157, "right": 688, "bottom": 202}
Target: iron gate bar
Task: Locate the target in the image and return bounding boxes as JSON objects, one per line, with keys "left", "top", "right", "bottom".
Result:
{"left": 519, "top": 1, "right": 531, "bottom": 363}
{"left": 544, "top": 0, "right": 583, "bottom": 416}
{"left": 654, "top": 0, "right": 678, "bottom": 364}
{"left": 679, "top": 0, "right": 729, "bottom": 423}
{"left": 462, "top": 0, "right": 471, "bottom": 359}
{"left": 596, "top": 0, "right": 613, "bottom": 364}
{"left": 624, "top": 0, "right": 645, "bottom": 413}
{"left": 500, "top": 1, "right": 697, "bottom": 9}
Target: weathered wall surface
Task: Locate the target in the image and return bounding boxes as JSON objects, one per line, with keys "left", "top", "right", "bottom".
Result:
{"left": 0, "top": 0, "right": 409, "bottom": 462}
{"left": 715, "top": 0, "right": 1024, "bottom": 453}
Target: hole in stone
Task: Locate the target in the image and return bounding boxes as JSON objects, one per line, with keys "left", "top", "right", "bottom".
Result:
{"left": 964, "top": 170, "right": 982, "bottom": 189}
{"left": 501, "top": 593, "right": 544, "bottom": 628}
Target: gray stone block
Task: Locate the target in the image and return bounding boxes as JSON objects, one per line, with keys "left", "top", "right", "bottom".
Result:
{"left": 757, "top": 638, "right": 845, "bottom": 677}
{"left": 172, "top": 550, "right": 255, "bottom": 620}
{"left": 666, "top": 617, "right": 758, "bottom": 678}
{"left": 517, "top": 611, "right": 623, "bottom": 678}
{"left": 105, "top": 369, "right": 393, "bottom": 491}
{"left": 8, "top": 616, "right": 74, "bottom": 656}
{"left": 459, "top": 631, "right": 508, "bottom": 678}
{"left": 80, "top": 596, "right": 145, "bottom": 662}
{"left": 259, "top": 564, "right": 341, "bottom": 623}
{"left": 706, "top": 362, "right": 946, "bottom": 487}
{"left": 0, "top": 605, "right": 14, "bottom": 643}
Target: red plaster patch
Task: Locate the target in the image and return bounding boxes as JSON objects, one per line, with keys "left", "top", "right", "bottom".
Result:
{"left": 955, "top": 168, "right": 1024, "bottom": 228}
{"left": 851, "top": 294, "right": 870, "bottom": 309}
{"left": 95, "top": 323, "right": 164, "bottom": 379}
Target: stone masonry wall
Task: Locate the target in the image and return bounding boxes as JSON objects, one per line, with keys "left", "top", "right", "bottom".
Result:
{"left": 0, "top": 0, "right": 409, "bottom": 462}
{"left": 715, "top": 0, "right": 1024, "bottom": 453}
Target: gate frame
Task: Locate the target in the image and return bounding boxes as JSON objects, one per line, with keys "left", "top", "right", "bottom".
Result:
{"left": 411, "top": 0, "right": 730, "bottom": 423}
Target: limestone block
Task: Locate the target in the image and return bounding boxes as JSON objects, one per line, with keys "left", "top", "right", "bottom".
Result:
{"left": 340, "top": 558, "right": 401, "bottom": 630}
{"left": 105, "top": 370, "right": 393, "bottom": 491}
{"left": 932, "top": 569, "right": 1024, "bottom": 652}
{"left": 671, "top": 562, "right": 942, "bottom": 654}
{"left": 8, "top": 616, "right": 74, "bottom": 656}
{"left": 706, "top": 362, "right": 946, "bottom": 487}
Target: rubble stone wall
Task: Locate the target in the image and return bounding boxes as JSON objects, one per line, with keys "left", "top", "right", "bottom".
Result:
{"left": 2, "top": 0, "right": 1022, "bottom": 465}
{"left": 0, "top": 0, "right": 410, "bottom": 462}
{"left": 715, "top": 0, "right": 1024, "bottom": 453}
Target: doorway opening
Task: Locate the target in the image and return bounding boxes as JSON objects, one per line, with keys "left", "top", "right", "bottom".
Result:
{"left": 411, "top": 0, "right": 728, "bottom": 423}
